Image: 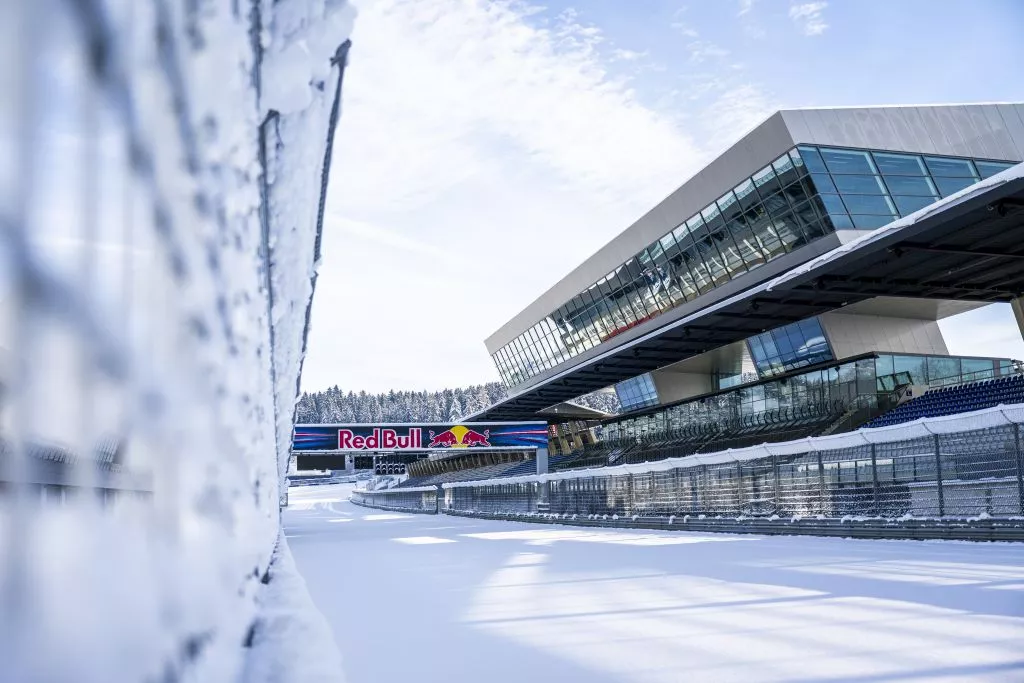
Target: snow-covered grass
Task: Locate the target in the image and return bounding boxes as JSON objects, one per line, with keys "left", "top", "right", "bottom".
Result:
{"left": 288, "top": 484, "right": 1024, "bottom": 683}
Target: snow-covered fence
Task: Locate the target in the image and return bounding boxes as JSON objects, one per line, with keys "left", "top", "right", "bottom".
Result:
{"left": 0, "top": 0, "right": 352, "bottom": 680}
{"left": 351, "top": 486, "right": 439, "bottom": 514}
{"left": 441, "top": 405, "right": 1024, "bottom": 532}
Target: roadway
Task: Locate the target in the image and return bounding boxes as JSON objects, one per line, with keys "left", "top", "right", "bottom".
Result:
{"left": 285, "top": 483, "right": 1024, "bottom": 683}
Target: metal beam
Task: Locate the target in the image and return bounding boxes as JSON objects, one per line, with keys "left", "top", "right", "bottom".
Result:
{"left": 897, "top": 243, "right": 1024, "bottom": 261}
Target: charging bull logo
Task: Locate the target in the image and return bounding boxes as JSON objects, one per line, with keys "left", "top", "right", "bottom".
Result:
{"left": 427, "top": 425, "right": 492, "bottom": 448}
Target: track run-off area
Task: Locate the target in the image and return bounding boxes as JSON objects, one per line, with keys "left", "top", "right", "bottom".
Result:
{"left": 285, "top": 484, "right": 1024, "bottom": 683}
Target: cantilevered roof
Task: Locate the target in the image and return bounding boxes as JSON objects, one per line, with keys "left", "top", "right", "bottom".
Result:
{"left": 472, "top": 164, "right": 1024, "bottom": 422}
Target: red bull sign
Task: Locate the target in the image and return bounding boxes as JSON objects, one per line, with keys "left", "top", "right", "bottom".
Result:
{"left": 338, "top": 427, "right": 423, "bottom": 450}
{"left": 293, "top": 422, "right": 548, "bottom": 452}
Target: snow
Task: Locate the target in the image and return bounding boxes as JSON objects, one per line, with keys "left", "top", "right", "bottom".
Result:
{"left": 288, "top": 484, "right": 1024, "bottom": 683}
{"left": 0, "top": 0, "right": 352, "bottom": 680}
{"left": 244, "top": 537, "right": 345, "bottom": 683}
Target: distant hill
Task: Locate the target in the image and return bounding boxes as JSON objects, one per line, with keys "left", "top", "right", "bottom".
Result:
{"left": 295, "top": 382, "right": 619, "bottom": 424}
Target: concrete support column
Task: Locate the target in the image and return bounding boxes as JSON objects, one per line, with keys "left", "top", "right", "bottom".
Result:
{"left": 536, "top": 446, "right": 550, "bottom": 512}
{"left": 1012, "top": 296, "right": 1024, "bottom": 344}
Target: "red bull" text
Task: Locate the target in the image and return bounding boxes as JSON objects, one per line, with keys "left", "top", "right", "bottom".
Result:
{"left": 338, "top": 427, "right": 422, "bottom": 450}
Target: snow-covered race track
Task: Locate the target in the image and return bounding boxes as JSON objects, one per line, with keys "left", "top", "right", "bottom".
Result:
{"left": 286, "top": 484, "right": 1024, "bottom": 683}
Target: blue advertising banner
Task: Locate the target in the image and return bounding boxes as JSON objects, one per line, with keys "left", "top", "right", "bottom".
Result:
{"left": 292, "top": 422, "right": 548, "bottom": 452}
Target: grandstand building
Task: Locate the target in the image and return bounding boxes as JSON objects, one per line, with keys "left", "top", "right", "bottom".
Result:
{"left": 471, "top": 104, "right": 1024, "bottom": 470}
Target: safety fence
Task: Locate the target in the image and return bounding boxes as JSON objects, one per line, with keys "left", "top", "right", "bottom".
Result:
{"left": 1, "top": 0, "right": 353, "bottom": 680}
{"left": 353, "top": 404, "right": 1024, "bottom": 540}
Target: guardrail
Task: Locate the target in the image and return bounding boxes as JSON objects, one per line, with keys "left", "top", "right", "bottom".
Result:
{"left": 350, "top": 486, "right": 438, "bottom": 514}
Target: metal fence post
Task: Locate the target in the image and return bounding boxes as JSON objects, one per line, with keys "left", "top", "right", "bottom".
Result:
{"left": 737, "top": 461, "right": 745, "bottom": 514}
{"left": 870, "top": 443, "right": 879, "bottom": 516}
{"left": 771, "top": 453, "right": 780, "bottom": 514}
{"left": 934, "top": 433, "right": 945, "bottom": 517}
{"left": 1015, "top": 423, "right": 1024, "bottom": 516}
{"left": 816, "top": 450, "right": 826, "bottom": 516}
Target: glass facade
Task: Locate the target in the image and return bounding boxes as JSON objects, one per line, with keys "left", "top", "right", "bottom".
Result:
{"left": 748, "top": 318, "right": 832, "bottom": 377}
{"left": 614, "top": 373, "right": 660, "bottom": 411}
{"left": 604, "top": 354, "right": 1015, "bottom": 443}
{"left": 602, "top": 352, "right": 1011, "bottom": 444}
{"left": 491, "top": 146, "right": 1017, "bottom": 388}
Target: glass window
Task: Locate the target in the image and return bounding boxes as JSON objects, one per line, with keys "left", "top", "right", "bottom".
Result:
{"left": 772, "top": 154, "right": 798, "bottom": 186}
{"left": 717, "top": 190, "right": 742, "bottom": 223}
{"left": 892, "top": 355, "right": 927, "bottom": 384}
{"left": 816, "top": 193, "right": 847, "bottom": 214}
{"left": 850, "top": 214, "right": 895, "bottom": 229}
{"left": 832, "top": 174, "right": 887, "bottom": 195}
{"left": 872, "top": 151, "right": 927, "bottom": 175}
{"left": 841, "top": 194, "right": 895, "bottom": 215}
{"left": 734, "top": 179, "right": 759, "bottom": 210}
{"left": 927, "top": 356, "right": 960, "bottom": 385}
{"left": 825, "top": 212, "right": 854, "bottom": 230}
{"left": 747, "top": 318, "right": 833, "bottom": 377}
{"left": 882, "top": 175, "right": 937, "bottom": 197}
{"left": 753, "top": 164, "right": 780, "bottom": 194}
{"left": 975, "top": 160, "right": 1015, "bottom": 179}
{"left": 798, "top": 146, "right": 828, "bottom": 173}
{"left": 961, "top": 357, "right": 995, "bottom": 380}
{"left": 892, "top": 195, "right": 938, "bottom": 215}
{"left": 820, "top": 147, "right": 876, "bottom": 175}
{"left": 934, "top": 176, "right": 977, "bottom": 196}
{"left": 729, "top": 219, "right": 768, "bottom": 269}
{"left": 924, "top": 156, "right": 977, "bottom": 178}
{"left": 807, "top": 172, "right": 837, "bottom": 194}
{"left": 614, "top": 373, "right": 659, "bottom": 411}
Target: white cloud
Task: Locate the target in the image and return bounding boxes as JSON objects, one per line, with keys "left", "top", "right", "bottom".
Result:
{"left": 738, "top": 0, "right": 758, "bottom": 16}
{"left": 670, "top": 8, "right": 699, "bottom": 38}
{"left": 789, "top": 2, "right": 829, "bottom": 36}
{"left": 306, "top": 0, "right": 733, "bottom": 392}
{"left": 687, "top": 40, "right": 730, "bottom": 63}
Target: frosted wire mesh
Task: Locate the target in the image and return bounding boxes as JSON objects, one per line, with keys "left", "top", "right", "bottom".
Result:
{"left": 0, "top": 0, "right": 351, "bottom": 680}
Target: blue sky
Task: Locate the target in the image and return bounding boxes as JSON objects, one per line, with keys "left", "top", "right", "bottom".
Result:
{"left": 301, "top": 0, "right": 1024, "bottom": 393}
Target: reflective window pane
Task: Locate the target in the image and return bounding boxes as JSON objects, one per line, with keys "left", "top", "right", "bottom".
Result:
{"left": 975, "top": 160, "right": 1015, "bottom": 179}
{"left": 850, "top": 214, "right": 895, "bottom": 229}
{"left": 934, "top": 176, "right": 977, "bottom": 196}
{"left": 882, "top": 174, "right": 937, "bottom": 196}
{"left": 798, "top": 146, "right": 828, "bottom": 173}
{"left": 872, "top": 151, "right": 927, "bottom": 175}
{"left": 892, "top": 195, "right": 937, "bottom": 214}
{"left": 806, "top": 172, "right": 836, "bottom": 194}
{"left": 820, "top": 147, "right": 876, "bottom": 174}
{"left": 841, "top": 194, "right": 895, "bottom": 215}
{"left": 832, "top": 174, "right": 887, "bottom": 195}
{"left": 924, "top": 156, "right": 977, "bottom": 178}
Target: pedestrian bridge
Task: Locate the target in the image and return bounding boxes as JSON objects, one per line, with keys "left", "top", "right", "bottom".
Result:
{"left": 291, "top": 421, "right": 550, "bottom": 475}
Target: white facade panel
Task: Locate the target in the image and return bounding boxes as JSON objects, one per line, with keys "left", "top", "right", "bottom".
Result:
{"left": 867, "top": 108, "right": 901, "bottom": 150}
{"left": 913, "top": 106, "right": 950, "bottom": 154}
{"left": 994, "top": 104, "right": 1024, "bottom": 159}
{"left": 936, "top": 106, "right": 973, "bottom": 156}
{"left": 821, "top": 312, "right": 949, "bottom": 360}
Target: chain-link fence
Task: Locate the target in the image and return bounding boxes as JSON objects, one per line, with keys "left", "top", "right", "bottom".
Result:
{"left": 351, "top": 486, "right": 438, "bottom": 514}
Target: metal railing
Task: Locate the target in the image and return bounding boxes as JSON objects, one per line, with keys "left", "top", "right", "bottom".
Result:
{"left": 350, "top": 486, "right": 439, "bottom": 514}
{"left": 346, "top": 404, "right": 1024, "bottom": 540}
